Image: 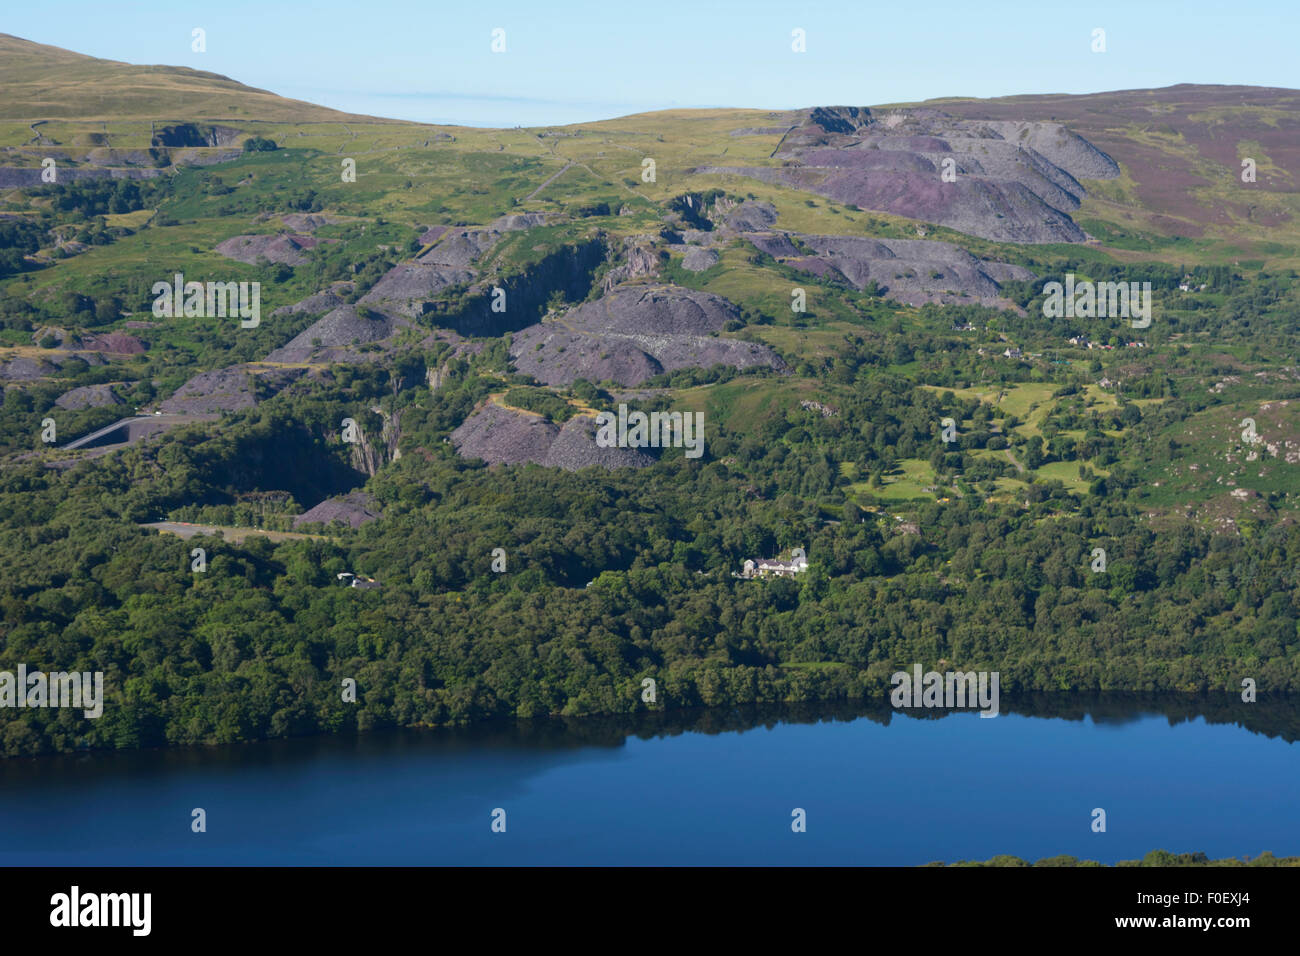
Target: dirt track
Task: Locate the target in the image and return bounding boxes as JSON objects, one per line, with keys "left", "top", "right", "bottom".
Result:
{"left": 142, "top": 521, "right": 330, "bottom": 543}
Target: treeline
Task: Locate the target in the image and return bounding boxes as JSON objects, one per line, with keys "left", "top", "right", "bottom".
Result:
{"left": 933, "top": 850, "right": 1300, "bottom": 867}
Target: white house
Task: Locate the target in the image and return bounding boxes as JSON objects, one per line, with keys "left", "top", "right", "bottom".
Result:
{"left": 337, "top": 572, "right": 380, "bottom": 590}
{"left": 740, "top": 554, "right": 809, "bottom": 579}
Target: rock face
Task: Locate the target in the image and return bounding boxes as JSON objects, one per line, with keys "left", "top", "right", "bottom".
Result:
{"left": 297, "top": 221, "right": 601, "bottom": 339}
{"left": 293, "top": 491, "right": 381, "bottom": 529}
{"left": 601, "top": 238, "right": 663, "bottom": 291}
{"left": 347, "top": 407, "right": 402, "bottom": 476}
{"left": 151, "top": 124, "right": 242, "bottom": 147}
{"left": 259, "top": 228, "right": 604, "bottom": 364}
{"left": 55, "top": 383, "right": 122, "bottom": 410}
{"left": 698, "top": 106, "right": 1119, "bottom": 243}
{"left": 508, "top": 284, "right": 786, "bottom": 387}
{"left": 720, "top": 199, "right": 778, "bottom": 232}
{"left": 426, "top": 239, "right": 607, "bottom": 338}
{"left": 450, "top": 402, "right": 654, "bottom": 470}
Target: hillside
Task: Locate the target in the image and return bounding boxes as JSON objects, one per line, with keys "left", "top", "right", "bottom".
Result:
{"left": 0, "top": 34, "right": 412, "bottom": 179}
{"left": 0, "top": 33, "right": 391, "bottom": 125}
{"left": 908, "top": 85, "right": 1300, "bottom": 264}
{"left": 0, "top": 36, "right": 1299, "bottom": 756}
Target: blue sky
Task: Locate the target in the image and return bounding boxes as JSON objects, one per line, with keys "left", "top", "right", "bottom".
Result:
{"left": 7, "top": 0, "right": 1298, "bottom": 126}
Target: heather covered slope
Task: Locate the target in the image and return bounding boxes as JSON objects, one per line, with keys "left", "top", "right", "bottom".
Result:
{"left": 899, "top": 85, "right": 1300, "bottom": 255}
{"left": 700, "top": 105, "right": 1120, "bottom": 243}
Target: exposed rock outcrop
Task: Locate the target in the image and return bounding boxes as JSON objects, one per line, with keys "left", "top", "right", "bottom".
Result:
{"left": 601, "top": 238, "right": 663, "bottom": 291}
{"left": 426, "top": 239, "right": 606, "bottom": 337}
{"left": 509, "top": 283, "right": 786, "bottom": 387}
{"left": 151, "top": 124, "right": 242, "bottom": 148}
{"left": 681, "top": 247, "right": 720, "bottom": 272}
{"left": 347, "top": 406, "right": 402, "bottom": 476}
{"left": 264, "top": 306, "right": 414, "bottom": 363}
{"left": 450, "top": 402, "right": 654, "bottom": 470}
{"left": 1, "top": 356, "right": 59, "bottom": 380}
{"left": 55, "top": 383, "right": 122, "bottom": 410}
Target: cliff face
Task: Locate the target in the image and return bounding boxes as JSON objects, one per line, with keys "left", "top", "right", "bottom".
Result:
{"left": 347, "top": 407, "right": 403, "bottom": 477}
{"left": 150, "top": 123, "right": 243, "bottom": 148}
{"left": 426, "top": 363, "right": 449, "bottom": 391}
{"left": 426, "top": 239, "right": 606, "bottom": 337}
{"left": 601, "top": 238, "right": 663, "bottom": 292}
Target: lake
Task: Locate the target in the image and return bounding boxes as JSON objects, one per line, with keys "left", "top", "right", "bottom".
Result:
{"left": 1, "top": 695, "right": 1296, "bottom": 865}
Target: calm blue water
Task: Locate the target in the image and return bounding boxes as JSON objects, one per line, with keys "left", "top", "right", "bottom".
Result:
{"left": 1, "top": 703, "right": 1296, "bottom": 865}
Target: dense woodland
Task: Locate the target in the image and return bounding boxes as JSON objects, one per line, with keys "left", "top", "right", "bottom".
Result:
{"left": 2, "top": 174, "right": 1300, "bottom": 757}
{"left": 2, "top": 338, "right": 1300, "bottom": 756}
